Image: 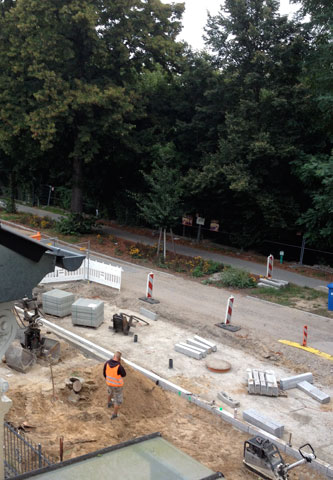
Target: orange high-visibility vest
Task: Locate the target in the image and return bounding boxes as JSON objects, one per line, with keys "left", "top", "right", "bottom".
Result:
{"left": 105, "top": 363, "right": 124, "bottom": 387}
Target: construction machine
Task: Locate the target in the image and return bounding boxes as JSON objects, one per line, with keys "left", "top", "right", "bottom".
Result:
{"left": 5, "top": 297, "right": 60, "bottom": 373}
{"left": 111, "top": 312, "right": 149, "bottom": 335}
{"left": 243, "top": 436, "right": 316, "bottom": 479}
{"left": 0, "top": 222, "right": 85, "bottom": 372}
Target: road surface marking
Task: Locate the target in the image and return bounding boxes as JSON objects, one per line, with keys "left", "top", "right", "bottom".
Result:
{"left": 278, "top": 340, "right": 333, "bottom": 361}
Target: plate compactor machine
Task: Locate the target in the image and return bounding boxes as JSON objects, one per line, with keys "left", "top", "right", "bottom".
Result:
{"left": 5, "top": 297, "right": 60, "bottom": 373}
{"left": 243, "top": 436, "right": 316, "bottom": 479}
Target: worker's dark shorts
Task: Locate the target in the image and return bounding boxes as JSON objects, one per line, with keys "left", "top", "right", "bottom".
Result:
{"left": 107, "top": 386, "right": 123, "bottom": 405}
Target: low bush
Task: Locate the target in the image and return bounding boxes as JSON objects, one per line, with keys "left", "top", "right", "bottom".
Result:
{"left": 56, "top": 214, "right": 98, "bottom": 235}
{"left": 217, "top": 266, "right": 257, "bottom": 289}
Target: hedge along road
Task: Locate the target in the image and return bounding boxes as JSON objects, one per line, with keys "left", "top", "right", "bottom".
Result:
{"left": 13, "top": 203, "right": 329, "bottom": 290}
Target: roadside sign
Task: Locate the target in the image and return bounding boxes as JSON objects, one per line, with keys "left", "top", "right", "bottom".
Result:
{"left": 210, "top": 220, "right": 219, "bottom": 232}
{"left": 196, "top": 216, "right": 205, "bottom": 226}
{"left": 182, "top": 215, "right": 193, "bottom": 226}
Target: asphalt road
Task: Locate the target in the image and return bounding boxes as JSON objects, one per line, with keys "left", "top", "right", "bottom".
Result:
{"left": 14, "top": 203, "right": 329, "bottom": 289}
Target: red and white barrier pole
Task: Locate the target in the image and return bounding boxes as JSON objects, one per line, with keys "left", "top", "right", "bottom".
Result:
{"left": 224, "top": 296, "right": 234, "bottom": 325}
{"left": 303, "top": 325, "right": 308, "bottom": 347}
{"left": 146, "top": 272, "right": 154, "bottom": 299}
{"left": 266, "top": 254, "right": 274, "bottom": 278}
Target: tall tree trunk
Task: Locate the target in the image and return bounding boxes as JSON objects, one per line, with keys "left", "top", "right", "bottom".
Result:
{"left": 163, "top": 228, "right": 166, "bottom": 260}
{"left": 170, "top": 228, "right": 176, "bottom": 255}
{"left": 157, "top": 227, "right": 162, "bottom": 256}
{"left": 7, "top": 170, "right": 16, "bottom": 213}
{"left": 71, "top": 157, "right": 83, "bottom": 213}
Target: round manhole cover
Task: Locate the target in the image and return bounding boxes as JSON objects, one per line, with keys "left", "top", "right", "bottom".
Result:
{"left": 206, "top": 358, "right": 231, "bottom": 373}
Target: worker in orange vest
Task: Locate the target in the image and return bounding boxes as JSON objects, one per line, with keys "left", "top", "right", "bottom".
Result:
{"left": 103, "top": 351, "right": 126, "bottom": 420}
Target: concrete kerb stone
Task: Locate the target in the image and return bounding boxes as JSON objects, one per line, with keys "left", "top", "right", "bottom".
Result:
{"left": 217, "top": 391, "right": 240, "bottom": 408}
{"left": 178, "top": 342, "right": 207, "bottom": 357}
{"left": 257, "top": 281, "right": 280, "bottom": 289}
{"left": 175, "top": 343, "right": 203, "bottom": 359}
{"left": 280, "top": 372, "right": 313, "bottom": 390}
{"left": 243, "top": 408, "right": 284, "bottom": 438}
{"left": 193, "top": 335, "right": 217, "bottom": 352}
{"left": 139, "top": 307, "right": 158, "bottom": 321}
{"left": 41, "top": 319, "right": 333, "bottom": 478}
{"left": 187, "top": 338, "right": 213, "bottom": 353}
{"left": 297, "top": 380, "right": 330, "bottom": 404}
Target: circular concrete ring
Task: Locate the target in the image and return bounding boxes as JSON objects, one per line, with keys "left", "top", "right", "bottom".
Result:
{"left": 206, "top": 358, "right": 231, "bottom": 373}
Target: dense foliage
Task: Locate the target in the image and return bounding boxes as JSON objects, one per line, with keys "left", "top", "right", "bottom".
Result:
{"left": 0, "top": 0, "right": 332, "bottom": 250}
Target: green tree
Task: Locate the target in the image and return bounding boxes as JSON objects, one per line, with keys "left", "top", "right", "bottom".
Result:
{"left": 188, "top": 0, "right": 313, "bottom": 247}
{"left": 294, "top": 154, "right": 333, "bottom": 247}
{"left": 0, "top": 0, "right": 185, "bottom": 214}
{"left": 135, "top": 143, "right": 183, "bottom": 258}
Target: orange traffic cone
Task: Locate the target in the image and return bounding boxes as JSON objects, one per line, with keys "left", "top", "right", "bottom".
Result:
{"left": 30, "top": 231, "right": 41, "bottom": 241}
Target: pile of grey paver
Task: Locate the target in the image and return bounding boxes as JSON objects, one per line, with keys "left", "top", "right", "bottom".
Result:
{"left": 175, "top": 335, "right": 217, "bottom": 359}
{"left": 71, "top": 298, "right": 104, "bottom": 328}
{"left": 42, "top": 289, "right": 75, "bottom": 317}
{"left": 247, "top": 368, "right": 278, "bottom": 397}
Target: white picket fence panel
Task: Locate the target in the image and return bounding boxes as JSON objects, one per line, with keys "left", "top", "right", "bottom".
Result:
{"left": 40, "top": 259, "right": 122, "bottom": 290}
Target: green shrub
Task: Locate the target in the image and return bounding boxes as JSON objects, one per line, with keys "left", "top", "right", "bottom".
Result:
{"left": 192, "top": 265, "right": 204, "bottom": 277}
{"left": 206, "top": 260, "right": 223, "bottom": 274}
{"left": 56, "top": 213, "right": 98, "bottom": 235}
{"left": 218, "top": 267, "right": 257, "bottom": 289}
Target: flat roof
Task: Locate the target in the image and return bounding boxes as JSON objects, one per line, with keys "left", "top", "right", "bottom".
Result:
{"left": 13, "top": 433, "right": 223, "bottom": 480}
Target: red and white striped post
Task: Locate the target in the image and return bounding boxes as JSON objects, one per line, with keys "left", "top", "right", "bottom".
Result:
{"left": 303, "top": 325, "right": 308, "bottom": 347}
{"left": 146, "top": 272, "right": 154, "bottom": 299}
{"left": 266, "top": 254, "right": 274, "bottom": 278}
{"left": 224, "top": 296, "right": 234, "bottom": 325}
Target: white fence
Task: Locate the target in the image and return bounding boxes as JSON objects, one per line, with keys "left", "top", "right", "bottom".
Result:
{"left": 40, "top": 259, "right": 122, "bottom": 290}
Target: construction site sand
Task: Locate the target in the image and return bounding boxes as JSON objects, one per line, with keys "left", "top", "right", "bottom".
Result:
{"left": 3, "top": 274, "right": 332, "bottom": 480}
{"left": 2, "top": 341, "right": 324, "bottom": 480}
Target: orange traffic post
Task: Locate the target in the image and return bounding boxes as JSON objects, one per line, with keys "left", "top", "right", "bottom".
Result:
{"left": 30, "top": 231, "right": 41, "bottom": 241}
{"left": 302, "top": 325, "right": 308, "bottom": 347}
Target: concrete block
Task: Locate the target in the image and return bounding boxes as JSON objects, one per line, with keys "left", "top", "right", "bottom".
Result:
{"left": 260, "top": 278, "right": 288, "bottom": 288}
{"left": 280, "top": 372, "right": 313, "bottom": 390}
{"left": 265, "top": 370, "right": 278, "bottom": 397}
{"left": 257, "top": 281, "right": 280, "bottom": 289}
{"left": 139, "top": 307, "right": 158, "bottom": 321}
{"left": 297, "top": 381, "right": 330, "bottom": 404}
{"left": 259, "top": 371, "right": 267, "bottom": 395}
{"left": 186, "top": 338, "right": 212, "bottom": 353}
{"left": 178, "top": 342, "right": 207, "bottom": 357}
{"left": 193, "top": 335, "right": 217, "bottom": 352}
{"left": 253, "top": 370, "right": 261, "bottom": 394}
{"left": 326, "top": 466, "right": 333, "bottom": 478}
{"left": 247, "top": 369, "right": 255, "bottom": 394}
{"left": 175, "top": 344, "right": 203, "bottom": 359}
{"left": 217, "top": 391, "right": 240, "bottom": 408}
{"left": 243, "top": 409, "right": 284, "bottom": 438}
{"left": 285, "top": 445, "right": 302, "bottom": 459}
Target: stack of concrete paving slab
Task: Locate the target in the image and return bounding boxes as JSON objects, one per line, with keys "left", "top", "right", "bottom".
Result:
{"left": 175, "top": 335, "right": 217, "bottom": 360}
{"left": 257, "top": 278, "right": 289, "bottom": 289}
{"left": 247, "top": 368, "right": 278, "bottom": 397}
{"left": 42, "top": 289, "right": 75, "bottom": 317}
{"left": 71, "top": 298, "right": 104, "bottom": 328}
{"left": 280, "top": 372, "right": 330, "bottom": 404}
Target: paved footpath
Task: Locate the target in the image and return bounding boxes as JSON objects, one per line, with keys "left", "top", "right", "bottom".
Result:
{"left": 14, "top": 204, "right": 328, "bottom": 290}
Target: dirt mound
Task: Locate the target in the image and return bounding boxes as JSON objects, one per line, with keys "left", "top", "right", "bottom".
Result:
{"left": 6, "top": 362, "right": 171, "bottom": 460}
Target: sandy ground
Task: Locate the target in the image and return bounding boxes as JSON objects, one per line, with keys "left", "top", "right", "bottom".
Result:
{"left": 3, "top": 266, "right": 333, "bottom": 479}
{"left": 3, "top": 342, "right": 324, "bottom": 480}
